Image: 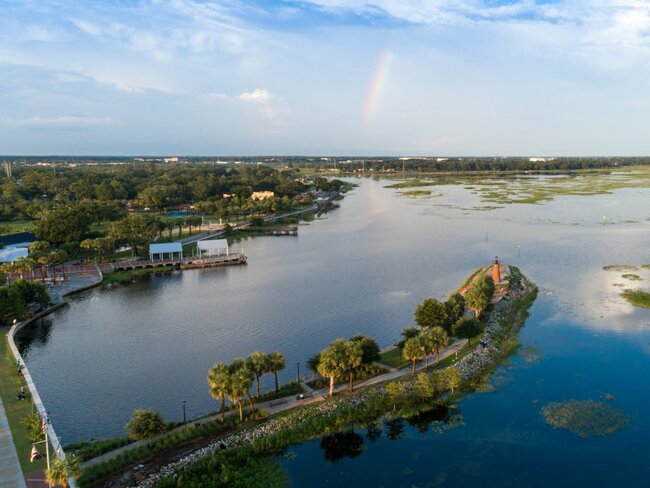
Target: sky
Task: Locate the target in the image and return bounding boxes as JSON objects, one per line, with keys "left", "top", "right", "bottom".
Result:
{"left": 1, "top": 0, "right": 650, "bottom": 156}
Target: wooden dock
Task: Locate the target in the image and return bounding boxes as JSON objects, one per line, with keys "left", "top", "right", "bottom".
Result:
{"left": 110, "top": 252, "right": 247, "bottom": 272}
{"left": 245, "top": 225, "right": 298, "bottom": 236}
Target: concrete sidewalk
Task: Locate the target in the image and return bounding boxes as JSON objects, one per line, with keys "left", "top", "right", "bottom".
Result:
{"left": 83, "top": 338, "right": 468, "bottom": 469}
{"left": 0, "top": 398, "right": 27, "bottom": 488}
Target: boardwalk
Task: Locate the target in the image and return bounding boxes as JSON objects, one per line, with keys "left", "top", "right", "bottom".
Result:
{"left": 0, "top": 399, "right": 26, "bottom": 488}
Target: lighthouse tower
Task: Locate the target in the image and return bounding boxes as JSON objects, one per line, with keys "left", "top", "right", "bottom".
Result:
{"left": 492, "top": 256, "right": 501, "bottom": 284}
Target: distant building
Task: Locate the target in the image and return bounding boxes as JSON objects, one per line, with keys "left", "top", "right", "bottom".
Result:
{"left": 163, "top": 157, "right": 179, "bottom": 163}
{"left": 251, "top": 191, "right": 274, "bottom": 201}
{"left": 529, "top": 157, "right": 555, "bottom": 162}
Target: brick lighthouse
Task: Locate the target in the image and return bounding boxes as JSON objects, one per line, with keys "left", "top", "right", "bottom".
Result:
{"left": 492, "top": 256, "right": 501, "bottom": 284}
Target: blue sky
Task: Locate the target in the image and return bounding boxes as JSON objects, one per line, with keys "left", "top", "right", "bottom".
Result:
{"left": 1, "top": 0, "right": 650, "bottom": 156}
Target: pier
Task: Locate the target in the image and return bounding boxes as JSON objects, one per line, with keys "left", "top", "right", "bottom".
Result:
{"left": 244, "top": 225, "right": 298, "bottom": 236}
{"left": 109, "top": 252, "right": 247, "bottom": 271}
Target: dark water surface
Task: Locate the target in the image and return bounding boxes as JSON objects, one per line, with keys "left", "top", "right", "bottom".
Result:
{"left": 17, "top": 177, "right": 650, "bottom": 486}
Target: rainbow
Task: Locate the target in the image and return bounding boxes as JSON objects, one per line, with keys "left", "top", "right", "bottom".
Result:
{"left": 363, "top": 51, "right": 393, "bottom": 124}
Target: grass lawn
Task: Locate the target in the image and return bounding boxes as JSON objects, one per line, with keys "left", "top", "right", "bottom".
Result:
{"left": 0, "top": 328, "right": 47, "bottom": 474}
{"left": 102, "top": 266, "right": 177, "bottom": 284}
{"left": 379, "top": 348, "right": 410, "bottom": 370}
{"left": 379, "top": 340, "right": 479, "bottom": 371}
{"left": 0, "top": 220, "right": 37, "bottom": 236}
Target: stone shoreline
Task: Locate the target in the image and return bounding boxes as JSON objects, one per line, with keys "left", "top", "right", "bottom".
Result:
{"left": 130, "top": 269, "right": 536, "bottom": 488}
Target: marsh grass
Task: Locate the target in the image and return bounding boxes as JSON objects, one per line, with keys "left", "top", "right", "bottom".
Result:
{"left": 622, "top": 274, "right": 642, "bottom": 281}
{"left": 386, "top": 166, "right": 650, "bottom": 205}
{"left": 603, "top": 265, "right": 638, "bottom": 271}
{"left": 621, "top": 289, "right": 650, "bottom": 309}
{"left": 541, "top": 400, "right": 628, "bottom": 438}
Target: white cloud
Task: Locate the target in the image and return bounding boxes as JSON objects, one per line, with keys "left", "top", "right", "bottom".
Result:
{"left": 237, "top": 88, "right": 271, "bottom": 103}
{"left": 202, "top": 89, "right": 272, "bottom": 103}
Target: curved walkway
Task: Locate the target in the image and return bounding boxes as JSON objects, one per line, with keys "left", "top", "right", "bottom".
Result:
{"left": 0, "top": 398, "right": 26, "bottom": 488}
{"left": 82, "top": 338, "right": 467, "bottom": 471}
{"left": 4, "top": 272, "right": 102, "bottom": 488}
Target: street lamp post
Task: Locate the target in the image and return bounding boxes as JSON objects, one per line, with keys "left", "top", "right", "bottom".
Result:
{"left": 182, "top": 400, "right": 186, "bottom": 424}
{"left": 296, "top": 362, "right": 300, "bottom": 383}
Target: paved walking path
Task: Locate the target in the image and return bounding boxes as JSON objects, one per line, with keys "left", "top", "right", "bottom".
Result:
{"left": 0, "top": 398, "right": 27, "bottom": 488}
{"left": 82, "top": 338, "right": 468, "bottom": 469}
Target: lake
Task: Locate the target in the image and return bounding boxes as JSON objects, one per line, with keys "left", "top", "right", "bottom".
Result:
{"left": 16, "top": 174, "right": 650, "bottom": 485}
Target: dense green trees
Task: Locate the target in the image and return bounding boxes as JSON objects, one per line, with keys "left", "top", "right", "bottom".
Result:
{"left": 0, "top": 279, "right": 49, "bottom": 325}
{"left": 445, "top": 293, "right": 465, "bottom": 325}
{"left": 35, "top": 205, "right": 94, "bottom": 244}
{"left": 452, "top": 317, "right": 484, "bottom": 345}
{"left": 125, "top": 409, "right": 166, "bottom": 447}
{"left": 465, "top": 275, "right": 495, "bottom": 317}
{"left": 414, "top": 298, "right": 449, "bottom": 329}
{"left": 108, "top": 214, "right": 159, "bottom": 255}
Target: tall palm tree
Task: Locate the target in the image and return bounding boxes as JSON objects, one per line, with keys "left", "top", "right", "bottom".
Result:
{"left": 207, "top": 363, "right": 231, "bottom": 422}
{"left": 345, "top": 340, "right": 363, "bottom": 392}
{"left": 247, "top": 350, "right": 269, "bottom": 399}
{"left": 317, "top": 339, "right": 348, "bottom": 398}
{"left": 403, "top": 336, "right": 425, "bottom": 374}
{"left": 266, "top": 352, "right": 286, "bottom": 392}
{"left": 228, "top": 366, "right": 254, "bottom": 422}
{"left": 429, "top": 326, "right": 449, "bottom": 366}
{"left": 37, "top": 255, "right": 49, "bottom": 284}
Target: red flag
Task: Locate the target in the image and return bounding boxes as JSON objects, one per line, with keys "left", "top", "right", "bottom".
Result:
{"left": 30, "top": 445, "right": 40, "bottom": 463}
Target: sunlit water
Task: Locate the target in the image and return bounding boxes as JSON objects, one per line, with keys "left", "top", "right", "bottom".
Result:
{"left": 16, "top": 177, "right": 650, "bottom": 485}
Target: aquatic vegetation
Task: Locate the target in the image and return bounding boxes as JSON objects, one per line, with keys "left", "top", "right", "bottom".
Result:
{"left": 400, "top": 190, "right": 432, "bottom": 197}
{"left": 603, "top": 265, "right": 638, "bottom": 272}
{"left": 521, "top": 346, "right": 540, "bottom": 363}
{"left": 541, "top": 400, "right": 628, "bottom": 438}
{"left": 622, "top": 274, "right": 642, "bottom": 281}
{"left": 621, "top": 289, "right": 650, "bottom": 309}
{"left": 430, "top": 414, "right": 465, "bottom": 434}
{"left": 387, "top": 166, "right": 650, "bottom": 205}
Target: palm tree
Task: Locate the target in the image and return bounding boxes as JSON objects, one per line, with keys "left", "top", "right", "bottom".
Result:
{"left": 266, "top": 352, "right": 286, "bottom": 392}
{"left": 429, "top": 326, "right": 449, "bottom": 366}
{"left": 80, "top": 239, "right": 96, "bottom": 261}
{"left": 228, "top": 366, "right": 254, "bottom": 422}
{"left": 207, "top": 363, "right": 231, "bottom": 422}
{"left": 345, "top": 340, "right": 363, "bottom": 392}
{"left": 420, "top": 330, "right": 432, "bottom": 370}
{"left": 37, "top": 255, "right": 49, "bottom": 284}
{"left": 403, "top": 336, "right": 425, "bottom": 374}
{"left": 247, "top": 350, "right": 269, "bottom": 399}
{"left": 317, "top": 339, "right": 348, "bottom": 398}
{"left": 45, "top": 455, "right": 81, "bottom": 488}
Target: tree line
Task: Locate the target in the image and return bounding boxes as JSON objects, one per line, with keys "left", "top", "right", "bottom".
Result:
{"left": 0, "top": 279, "right": 49, "bottom": 326}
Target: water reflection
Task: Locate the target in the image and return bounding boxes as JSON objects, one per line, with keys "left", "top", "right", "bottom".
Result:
{"left": 16, "top": 176, "right": 650, "bottom": 442}
{"left": 320, "top": 431, "right": 365, "bottom": 463}
{"left": 364, "top": 421, "right": 382, "bottom": 443}
{"left": 17, "top": 317, "right": 53, "bottom": 349}
{"left": 405, "top": 404, "right": 454, "bottom": 434}
{"left": 384, "top": 419, "right": 405, "bottom": 441}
